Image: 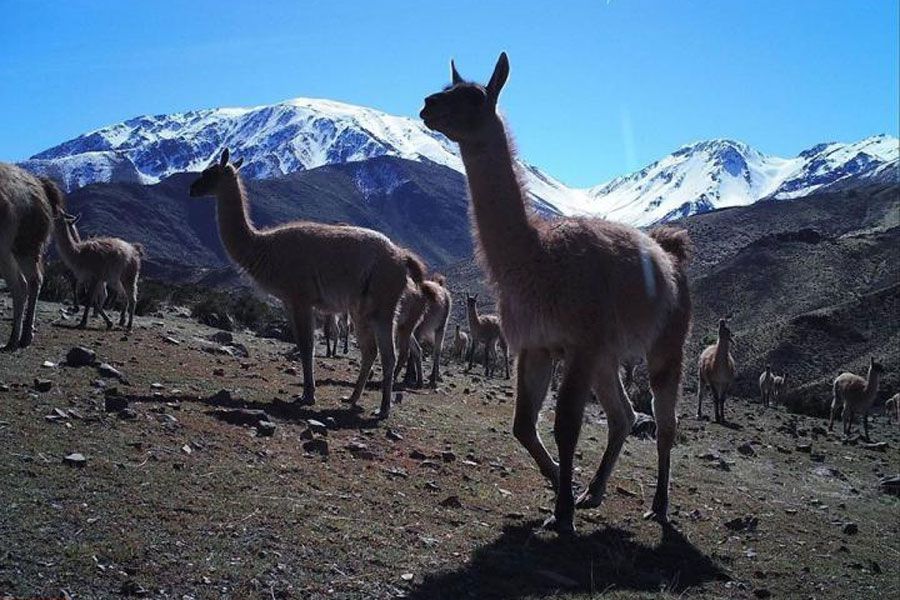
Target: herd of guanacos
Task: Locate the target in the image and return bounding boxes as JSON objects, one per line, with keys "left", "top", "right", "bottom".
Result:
{"left": 1, "top": 52, "right": 894, "bottom": 534}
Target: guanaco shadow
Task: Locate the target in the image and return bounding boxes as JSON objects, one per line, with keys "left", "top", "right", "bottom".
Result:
{"left": 118, "top": 390, "right": 383, "bottom": 430}
{"left": 406, "top": 520, "right": 728, "bottom": 599}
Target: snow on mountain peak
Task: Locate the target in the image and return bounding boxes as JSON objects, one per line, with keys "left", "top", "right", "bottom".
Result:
{"left": 588, "top": 134, "right": 897, "bottom": 225}
{"left": 16, "top": 95, "right": 896, "bottom": 227}
{"left": 23, "top": 97, "right": 462, "bottom": 190}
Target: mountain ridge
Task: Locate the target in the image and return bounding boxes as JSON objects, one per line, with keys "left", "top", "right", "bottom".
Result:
{"left": 17, "top": 96, "right": 897, "bottom": 225}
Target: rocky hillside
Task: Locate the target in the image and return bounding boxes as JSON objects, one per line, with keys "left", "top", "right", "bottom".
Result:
{"left": 63, "top": 156, "right": 472, "bottom": 272}
{"left": 445, "top": 184, "right": 900, "bottom": 416}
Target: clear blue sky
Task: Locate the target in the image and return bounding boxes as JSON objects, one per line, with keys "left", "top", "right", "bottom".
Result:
{"left": 2, "top": 0, "right": 897, "bottom": 186}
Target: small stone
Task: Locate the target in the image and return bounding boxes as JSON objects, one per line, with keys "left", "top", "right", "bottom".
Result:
{"left": 63, "top": 453, "right": 86, "bottom": 467}
{"left": 118, "top": 408, "right": 138, "bottom": 420}
{"left": 410, "top": 449, "right": 427, "bottom": 460}
{"left": 96, "top": 363, "right": 127, "bottom": 382}
{"left": 386, "top": 429, "right": 403, "bottom": 441}
{"left": 302, "top": 438, "right": 329, "bottom": 456}
{"left": 440, "top": 495, "right": 463, "bottom": 509}
{"left": 307, "top": 419, "right": 328, "bottom": 436}
{"left": 212, "top": 408, "right": 270, "bottom": 426}
{"left": 210, "top": 389, "right": 233, "bottom": 404}
{"left": 346, "top": 441, "right": 376, "bottom": 460}
{"left": 724, "top": 516, "right": 759, "bottom": 532}
{"left": 257, "top": 421, "right": 276, "bottom": 437}
{"left": 400, "top": 573, "right": 414, "bottom": 581}
{"left": 104, "top": 396, "right": 128, "bottom": 412}
{"left": 34, "top": 378, "right": 53, "bottom": 392}
{"left": 210, "top": 331, "right": 233, "bottom": 344}
{"left": 66, "top": 346, "right": 96, "bottom": 367}
{"left": 42, "top": 360, "right": 56, "bottom": 368}
{"left": 879, "top": 475, "right": 900, "bottom": 496}
{"left": 213, "top": 368, "right": 226, "bottom": 377}
{"left": 441, "top": 451, "right": 457, "bottom": 462}
{"left": 737, "top": 442, "right": 756, "bottom": 457}
{"left": 796, "top": 443, "right": 812, "bottom": 453}
{"left": 163, "top": 336, "right": 181, "bottom": 345}
{"left": 842, "top": 522, "right": 858, "bottom": 535}
{"left": 181, "top": 444, "right": 192, "bottom": 455}
{"left": 615, "top": 485, "right": 638, "bottom": 497}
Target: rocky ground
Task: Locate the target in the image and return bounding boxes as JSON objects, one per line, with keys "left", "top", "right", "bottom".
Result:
{"left": 1, "top": 300, "right": 898, "bottom": 599}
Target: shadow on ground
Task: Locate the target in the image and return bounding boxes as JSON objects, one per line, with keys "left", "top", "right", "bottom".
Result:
{"left": 119, "top": 391, "right": 384, "bottom": 430}
{"left": 407, "top": 520, "right": 729, "bottom": 599}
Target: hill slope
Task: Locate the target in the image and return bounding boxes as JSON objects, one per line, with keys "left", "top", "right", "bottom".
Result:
{"left": 63, "top": 156, "right": 473, "bottom": 273}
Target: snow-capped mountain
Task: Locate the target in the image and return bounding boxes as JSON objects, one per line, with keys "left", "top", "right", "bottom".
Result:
{"left": 19, "top": 97, "right": 576, "bottom": 215}
{"left": 19, "top": 97, "right": 896, "bottom": 227}
{"left": 22, "top": 98, "right": 461, "bottom": 188}
{"left": 587, "top": 135, "right": 898, "bottom": 225}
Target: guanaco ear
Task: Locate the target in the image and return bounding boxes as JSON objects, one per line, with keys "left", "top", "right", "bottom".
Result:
{"left": 486, "top": 52, "right": 509, "bottom": 103}
{"left": 220, "top": 148, "right": 230, "bottom": 167}
{"left": 451, "top": 59, "right": 463, "bottom": 85}
{"left": 232, "top": 157, "right": 244, "bottom": 170}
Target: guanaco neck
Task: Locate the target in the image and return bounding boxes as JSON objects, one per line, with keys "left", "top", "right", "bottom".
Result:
{"left": 458, "top": 118, "right": 539, "bottom": 277}
{"left": 715, "top": 334, "right": 731, "bottom": 364}
{"left": 865, "top": 366, "right": 881, "bottom": 397}
{"left": 467, "top": 303, "right": 480, "bottom": 332}
{"left": 214, "top": 170, "right": 262, "bottom": 272}
{"left": 53, "top": 217, "right": 83, "bottom": 265}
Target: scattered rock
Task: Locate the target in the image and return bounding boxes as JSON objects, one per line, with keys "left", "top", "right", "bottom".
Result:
{"left": 441, "top": 451, "right": 457, "bottom": 462}
{"left": 210, "top": 389, "right": 233, "bottom": 404}
{"left": 737, "top": 442, "right": 756, "bottom": 457}
{"left": 63, "top": 453, "right": 86, "bottom": 468}
{"left": 119, "top": 580, "right": 149, "bottom": 597}
{"left": 41, "top": 360, "right": 57, "bottom": 368}
{"left": 181, "top": 444, "right": 192, "bottom": 455}
{"left": 209, "top": 331, "right": 234, "bottom": 345}
{"left": 615, "top": 485, "right": 638, "bottom": 498}
{"left": 307, "top": 419, "right": 328, "bottom": 436}
{"left": 118, "top": 408, "right": 138, "bottom": 420}
{"left": 212, "top": 368, "right": 226, "bottom": 377}
{"left": 33, "top": 379, "right": 53, "bottom": 393}
{"left": 65, "top": 346, "right": 97, "bottom": 368}
{"left": 842, "top": 522, "right": 858, "bottom": 535}
{"left": 302, "top": 438, "right": 329, "bottom": 456}
{"left": 724, "top": 515, "right": 759, "bottom": 532}
{"left": 104, "top": 396, "right": 128, "bottom": 412}
{"left": 346, "top": 441, "right": 376, "bottom": 460}
{"left": 410, "top": 449, "right": 427, "bottom": 460}
{"left": 861, "top": 441, "right": 887, "bottom": 452}
{"left": 386, "top": 428, "right": 403, "bottom": 441}
{"left": 439, "top": 495, "right": 463, "bottom": 509}
{"left": 96, "top": 363, "right": 127, "bottom": 383}
{"left": 796, "top": 443, "right": 812, "bottom": 453}
{"left": 256, "top": 421, "right": 277, "bottom": 437}
{"left": 879, "top": 475, "right": 900, "bottom": 496}
{"left": 163, "top": 336, "right": 181, "bottom": 345}
{"left": 45, "top": 408, "right": 69, "bottom": 422}
{"left": 213, "top": 408, "right": 271, "bottom": 427}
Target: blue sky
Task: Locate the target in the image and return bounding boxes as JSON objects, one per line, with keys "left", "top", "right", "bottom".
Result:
{"left": 1, "top": 0, "right": 897, "bottom": 186}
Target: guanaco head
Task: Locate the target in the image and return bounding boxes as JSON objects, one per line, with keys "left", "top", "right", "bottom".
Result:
{"left": 870, "top": 356, "right": 885, "bottom": 376}
{"left": 717, "top": 318, "right": 732, "bottom": 342}
{"left": 189, "top": 148, "right": 244, "bottom": 198}
{"left": 465, "top": 292, "right": 479, "bottom": 313}
{"left": 420, "top": 52, "right": 510, "bottom": 143}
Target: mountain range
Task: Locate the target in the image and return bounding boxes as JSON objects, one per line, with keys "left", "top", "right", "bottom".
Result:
{"left": 19, "top": 97, "right": 898, "bottom": 226}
